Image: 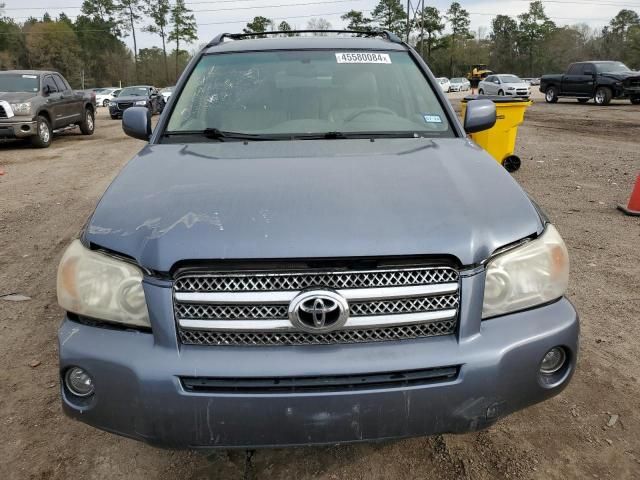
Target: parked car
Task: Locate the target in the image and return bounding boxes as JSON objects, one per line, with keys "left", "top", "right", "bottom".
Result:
{"left": 160, "top": 86, "right": 174, "bottom": 101}
{"left": 0, "top": 70, "right": 95, "bottom": 148}
{"left": 540, "top": 61, "right": 640, "bottom": 105}
{"left": 108, "top": 85, "right": 164, "bottom": 119}
{"left": 436, "top": 77, "right": 451, "bottom": 93}
{"left": 529, "top": 78, "right": 541, "bottom": 86}
{"left": 449, "top": 77, "right": 470, "bottom": 92}
{"left": 479, "top": 74, "right": 531, "bottom": 98}
{"left": 56, "top": 30, "right": 578, "bottom": 449}
{"left": 95, "top": 88, "right": 121, "bottom": 107}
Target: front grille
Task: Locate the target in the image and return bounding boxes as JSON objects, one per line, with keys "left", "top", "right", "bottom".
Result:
{"left": 117, "top": 102, "right": 133, "bottom": 109}
{"left": 0, "top": 105, "right": 7, "bottom": 118}
{"left": 179, "top": 320, "right": 457, "bottom": 346}
{"left": 174, "top": 266, "right": 460, "bottom": 346}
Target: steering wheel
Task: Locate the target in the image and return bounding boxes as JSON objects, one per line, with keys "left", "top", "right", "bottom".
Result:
{"left": 342, "top": 107, "right": 397, "bottom": 123}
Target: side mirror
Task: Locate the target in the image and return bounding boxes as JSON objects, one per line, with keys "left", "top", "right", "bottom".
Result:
{"left": 464, "top": 99, "right": 496, "bottom": 134}
{"left": 122, "top": 107, "right": 151, "bottom": 141}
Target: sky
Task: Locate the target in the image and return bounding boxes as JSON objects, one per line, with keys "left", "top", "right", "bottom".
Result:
{"left": 2, "top": 0, "right": 637, "bottom": 51}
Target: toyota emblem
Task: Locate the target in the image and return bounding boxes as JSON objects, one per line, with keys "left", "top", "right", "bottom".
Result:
{"left": 289, "top": 290, "right": 349, "bottom": 333}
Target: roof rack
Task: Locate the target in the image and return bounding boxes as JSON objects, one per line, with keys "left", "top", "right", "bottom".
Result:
{"left": 206, "top": 30, "right": 402, "bottom": 48}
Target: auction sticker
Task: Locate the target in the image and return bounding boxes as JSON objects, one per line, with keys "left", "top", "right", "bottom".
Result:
{"left": 336, "top": 52, "right": 391, "bottom": 64}
{"left": 423, "top": 114, "right": 443, "bottom": 124}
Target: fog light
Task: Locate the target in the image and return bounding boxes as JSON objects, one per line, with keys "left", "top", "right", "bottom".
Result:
{"left": 540, "top": 347, "right": 566, "bottom": 375}
{"left": 64, "top": 367, "right": 94, "bottom": 397}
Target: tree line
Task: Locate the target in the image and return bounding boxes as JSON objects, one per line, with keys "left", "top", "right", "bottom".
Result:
{"left": 246, "top": 0, "right": 640, "bottom": 78}
{"left": 0, "top": 0, "right": 197, "bottom": 88}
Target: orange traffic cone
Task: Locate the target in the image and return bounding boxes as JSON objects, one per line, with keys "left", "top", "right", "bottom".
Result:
{"left": 617, "top": 174, "right": 640, "bottom": 216}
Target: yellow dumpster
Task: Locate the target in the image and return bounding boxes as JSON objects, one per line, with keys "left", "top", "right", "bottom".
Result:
{"left": 461, "top": 96, "right": 532, "bottom": 172}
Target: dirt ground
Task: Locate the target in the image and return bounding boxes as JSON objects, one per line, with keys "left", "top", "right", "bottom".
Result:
{"left": 1, "top": 92, "right": 639, "bottom": 480}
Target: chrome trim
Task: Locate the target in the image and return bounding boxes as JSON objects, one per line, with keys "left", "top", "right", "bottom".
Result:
{"left": 178, "top": 309, "right": 458, "bottom": 331}
{"left": 174, "top": 283, "right": 459, "bottom": 304}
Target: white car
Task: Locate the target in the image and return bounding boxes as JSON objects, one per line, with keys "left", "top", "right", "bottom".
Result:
{"left": 95, "top": 88, "right": 121, "bottom": 107}
{"left": 479, "top": 74, "right": 531, "bottom": 98}
{"left": 160, "top": 86, "right": 174, "bottom": 102}
{"left": 436, "top": 77, "right": 451, "bottom": 93}
{"left": 449, "top": 77, "right": 470, "bottom": 92}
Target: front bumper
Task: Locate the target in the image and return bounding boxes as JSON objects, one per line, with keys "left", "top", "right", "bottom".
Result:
{"left": 58, "top": 273, "right": 579, "bottom": 449}
{"left": 0, "top": 119, "right": 37, "bottom": 138}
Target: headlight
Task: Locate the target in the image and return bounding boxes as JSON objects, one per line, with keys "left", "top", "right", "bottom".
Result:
{"left": 482, "top": 225, "right": 569, "bottom": 319}
{"left": 508, "top": 87, "right": 515, "bottom": 90}
{"left": 135, "top": 100, "right": 147, "bottom": 106}
{"left": 10, "top": 102, "right": 31, "bottom": 115}
{"left": 109, "top": 101, "right": 117, "bottom": 107}
{"left": 57, "top": 240, "right": 150, "bottom": 327}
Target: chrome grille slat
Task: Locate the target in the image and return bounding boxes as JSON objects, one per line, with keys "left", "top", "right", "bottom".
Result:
{"left": 179, "top": 320, "right": 457, "bottom": 346}
{"left": 175, "top": 267, "right": 458, "bottom": 292}
{"left": 174, "top": 266, "right": 460, "bottom": 346}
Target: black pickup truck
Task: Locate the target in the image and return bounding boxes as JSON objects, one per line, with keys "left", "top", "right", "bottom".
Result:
{"left": 0, "top": 70, "right": 96, "bottom": 147}
{"left": 540, "top": 61, "right": 640, "bottom": 106}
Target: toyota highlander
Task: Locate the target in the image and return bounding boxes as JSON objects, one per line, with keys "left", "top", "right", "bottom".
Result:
{"left": 57, "top": 30, "right": 579, "bottom": 448}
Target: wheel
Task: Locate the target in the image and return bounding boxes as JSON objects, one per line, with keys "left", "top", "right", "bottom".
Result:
{"left": 30, "top": 115, "right": 52, "bottom": 148}
{"left": 594, "top": 86, "right": 612, "bottom": 106}
{"left": 102, "top": 99, "right": 109, "bottom": 107}
{"left": 631, "top": 97, "right": 640, "bottom": 105}
{"left": 578, "top": 98, "right": 589, "bottom": 104}
{"left": 498, "top": 90, "right": 504, "bottom": 96}
{"left": 478, "top": 89, "right": 484, "bottom": 95}
{"left": 79, "top": 108, "right": 95, "bottom": 135}
{"left": 110, "top": 114, "right": 119, "bottom": 120}
{"left": 545, "top": 86, "right": 559, "bottom": 103}
{"left": 503, "top": 155, "right": 521, "bottom": 173}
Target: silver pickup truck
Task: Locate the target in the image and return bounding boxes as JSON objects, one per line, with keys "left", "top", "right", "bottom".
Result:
{"left": 0, "top": 70, "right": 95, "bottom": 148}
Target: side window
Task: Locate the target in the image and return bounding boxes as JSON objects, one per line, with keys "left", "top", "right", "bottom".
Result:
{"left": 52, "top": 75, "right": 67, "bottom": 92}
{"left": 580, "top": 64, "right": 594, "bottom": 75}
{"left": 55, "top": 75, "right": 71, "bottom": 91}
{"left": 43, "top": 76, "right": 58, "bottom": 94}
{"left": 485, "top": 76, "right": 493, "bottom": 83}
{"left": 567, "top": 64, "right": 581, "bottom": 75}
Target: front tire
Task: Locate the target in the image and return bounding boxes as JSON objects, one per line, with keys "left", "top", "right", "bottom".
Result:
{"left": 79, "top": 108, "right": 95, "bottom": 135}
{"left": 30, "top": 115, "right": 52, "bottom": 148}
{"left": 594, "top": 86, "right": 612, "bottom": 106}
{"left": 478, "top": 89, "right": 484, "bottom": 95}
{"left": 498, "top": 90, "right": 504, "bottom": 96}
{"left": 102, "top": 99, "right": 110, "bottom": 107}
{"left": 545, "top": 86, "right": 559, "bottom": 103}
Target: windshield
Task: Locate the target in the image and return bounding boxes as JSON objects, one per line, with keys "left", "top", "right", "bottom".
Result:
{"left": 166, "top": 50, "right": 453, "bottom": 138}
{"left": 119, "top": 87, "right": 149, "bottom": 96}
{"left": 499, "top": 75, "right": 522, "bottom": 83}
{"left": 0, "top": 74, "right": 40, "bottom": 93}
{"left": 595, "top": 62, "right": 631, "bottom": 74}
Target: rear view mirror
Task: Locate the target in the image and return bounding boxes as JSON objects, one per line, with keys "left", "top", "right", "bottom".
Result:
{"left": 464, "top": 99, "right": 496, "bottom": 134}
{"left": 122, "top": 107, "right": 151, "bottom": 141}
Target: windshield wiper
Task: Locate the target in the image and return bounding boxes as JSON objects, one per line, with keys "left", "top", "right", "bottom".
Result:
{"left": 292, "top": 131, "right": 425, "bottom": 140}
{"left": 162, "top": 128, "right": 285, "bottom": 141}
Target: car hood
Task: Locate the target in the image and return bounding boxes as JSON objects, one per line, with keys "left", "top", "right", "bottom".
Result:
{"left": 600, "top": 71, "right": 640, "bottom": 81}
{"left": 502, "top": 82, "right": 529, "bottom": 88}
{"left": 0, "top": 91, "right": 36, "bottom": 103}
{"left": 84, "top": 139, "right": 544, "bottom": 272}
{"left": 115, "top": 95, "right": 148, "bottom": 102}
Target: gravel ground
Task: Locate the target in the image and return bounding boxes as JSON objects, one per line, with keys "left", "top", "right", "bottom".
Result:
{"left": 1, "top": 92, "right": 639, "bottom": 479}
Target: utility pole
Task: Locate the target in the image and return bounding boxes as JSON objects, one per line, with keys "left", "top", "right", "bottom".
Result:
{"left": 406, "top": 0, "right": 425, "bottom": 57}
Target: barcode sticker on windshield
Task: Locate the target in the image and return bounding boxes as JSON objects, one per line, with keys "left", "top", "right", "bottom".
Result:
{"left": 336, "top": 52, "right": 391, "bottom": 64}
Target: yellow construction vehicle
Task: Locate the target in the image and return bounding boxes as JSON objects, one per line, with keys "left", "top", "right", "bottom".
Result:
{"left": 467, "top": 64, "right": 493, "bottom": 82}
